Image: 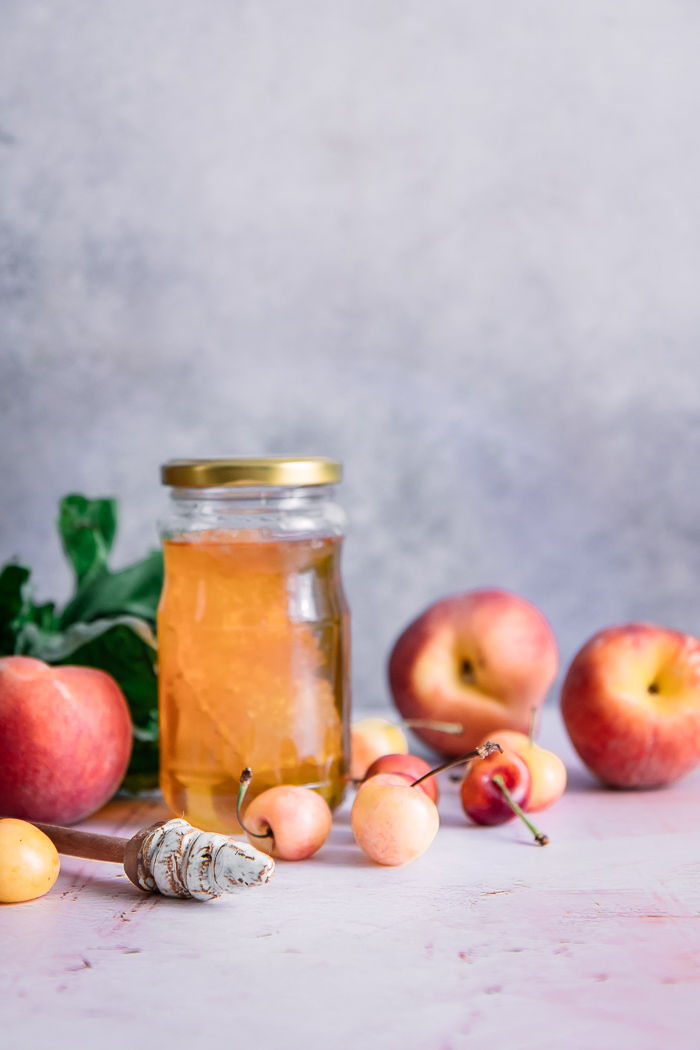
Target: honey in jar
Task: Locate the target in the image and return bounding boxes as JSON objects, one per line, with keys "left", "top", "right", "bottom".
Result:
{"left": 158, "top": 458, "right": 350, "bottom": 833}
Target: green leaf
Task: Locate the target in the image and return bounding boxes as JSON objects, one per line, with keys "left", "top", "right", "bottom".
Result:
{"left": 121, "top": 739, "right": 161, "bottom": 793}
{"left": 60, "top": 549, "right": 163, "bottom": 628}
{"left": 0, "top": 563, "right": 31, "bottom": 622}
{"left": 16, "top": 615, "right": 160, "bottom": 784}
{"left": 30, "top": 601, "right": 59, "bottom": 632}
{"left": 0, "top": 563, "right": 33, "bottom": 655}
{"left": 58, "top": 494, "right": 117, "bottom": 588}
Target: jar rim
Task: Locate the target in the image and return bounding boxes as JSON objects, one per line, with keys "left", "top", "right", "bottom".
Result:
{"left": 161, "top": 457, "right": 342, "bottom": 488}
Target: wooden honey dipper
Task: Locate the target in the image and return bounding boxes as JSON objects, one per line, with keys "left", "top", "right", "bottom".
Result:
{"left": 15, "top": 816, "right": 275, "bottom": 901}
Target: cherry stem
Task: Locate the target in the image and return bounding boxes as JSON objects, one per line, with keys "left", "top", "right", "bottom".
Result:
{"left": 493, "top": 775, "right": 549, "bottom": 846}
{"left": 403, "top": 719, "right": 464, "bottom": 735}
{"left": 236, "top": 768, "right": 273, "bottom": 841}
{"left": 528, "top": 707, "right": 538, "bottom": 748}
{"left": 410, "top": 742, "right": 503, "bottom": 789}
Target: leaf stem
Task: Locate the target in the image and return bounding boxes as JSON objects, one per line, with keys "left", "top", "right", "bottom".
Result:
{"left": 403, "top": 719, "right": 464, "bottom": 735}
{"left": 410, "top": 742, "right": 503, "bottom": 789}
{"left": 493, "top": 775, "right": 549, "bottom": 846}
{"left": 528, "top": 707, "right": 539, "bottom": 747}
{"left": 236, "top": 768, "right": 273, "bottom": 841}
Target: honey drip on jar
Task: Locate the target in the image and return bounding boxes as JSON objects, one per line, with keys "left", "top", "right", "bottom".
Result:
{"left": 158, "top": 529, "right": 349, "bottom": 833}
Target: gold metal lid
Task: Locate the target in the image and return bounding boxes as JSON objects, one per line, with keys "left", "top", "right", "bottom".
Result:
{"left": 161, "top": 457, "right": 342, "bottom": 488}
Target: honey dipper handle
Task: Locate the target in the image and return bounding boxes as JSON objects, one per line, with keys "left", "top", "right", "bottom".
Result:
{"left": 26, "top": 820, "right": 130, "bottom": 864}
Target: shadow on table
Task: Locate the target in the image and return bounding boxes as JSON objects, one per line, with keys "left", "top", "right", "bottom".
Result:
{"left": 437, "top": 812, "right": 499, "bottom": 830}
{"left": 314, "top": 845, "right": 375, "bottom": 867}
{"left": 57, "top": 863, "right": 145, "bottom": 901}
{"left": 320, "top": 824, "right": 375, "bottom": 866}
{"left": 565, "top": 765, "right": 602, "bottom": 792}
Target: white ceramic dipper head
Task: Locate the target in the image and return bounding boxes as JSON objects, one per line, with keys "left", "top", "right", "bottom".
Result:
{"left": 124, "top": 818, "right": 275, "bottom": 900}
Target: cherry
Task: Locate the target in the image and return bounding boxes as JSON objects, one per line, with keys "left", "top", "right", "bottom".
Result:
{"left": 0, "top": 818, "right": 60, "bottom": 903}
{"left": 352, "top": 773, "right": 440, "bottom": 866}
{"left": 350, "top": 717, "right": 463, "bottom": 781}
{"left": 461, "top": 748, "right": 549, "bottom": 845}
{"left": 479, "top": 710, "right": 567, "bottom": 812}
{"left": 352, "top": 742, "right": 501, "bottom": 866}
{"left": 363, "top": 753, "right": 440, "bottom": 803}
{"left": 461, "top": 748, "right": 531, "bottom": 825}
{"left": 236, "top": 769, "right": 332, "bottom": 861}
{"left": 350, "top": 719, "right": 409, "bottom": 780}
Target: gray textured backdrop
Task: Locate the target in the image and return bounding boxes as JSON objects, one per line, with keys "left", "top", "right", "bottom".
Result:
{"left": 2, "top": 1, "right": 700, "bottom": 711}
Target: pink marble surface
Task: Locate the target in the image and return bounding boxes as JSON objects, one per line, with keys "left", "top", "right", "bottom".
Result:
{"left": 2, "top": 708, "right": 700, "bottom": 1050}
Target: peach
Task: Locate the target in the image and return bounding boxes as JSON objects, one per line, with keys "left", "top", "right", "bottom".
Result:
{"left": 389, "top": 590, "right": 559, "bottom": 757}
{"left": 0, "top": 656, "right": 133, "bottom": 824}
{"left": 561, "top": 623, "right": 700, "bottom": 788}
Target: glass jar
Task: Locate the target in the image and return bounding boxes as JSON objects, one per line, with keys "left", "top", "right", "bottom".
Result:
{"left": 157, "top": 457, "right": 350, "bottom": 833}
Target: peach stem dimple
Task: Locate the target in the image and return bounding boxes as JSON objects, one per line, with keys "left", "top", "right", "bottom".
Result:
{"left": 460, "top": 660, "right": 476, "bottom": 685}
